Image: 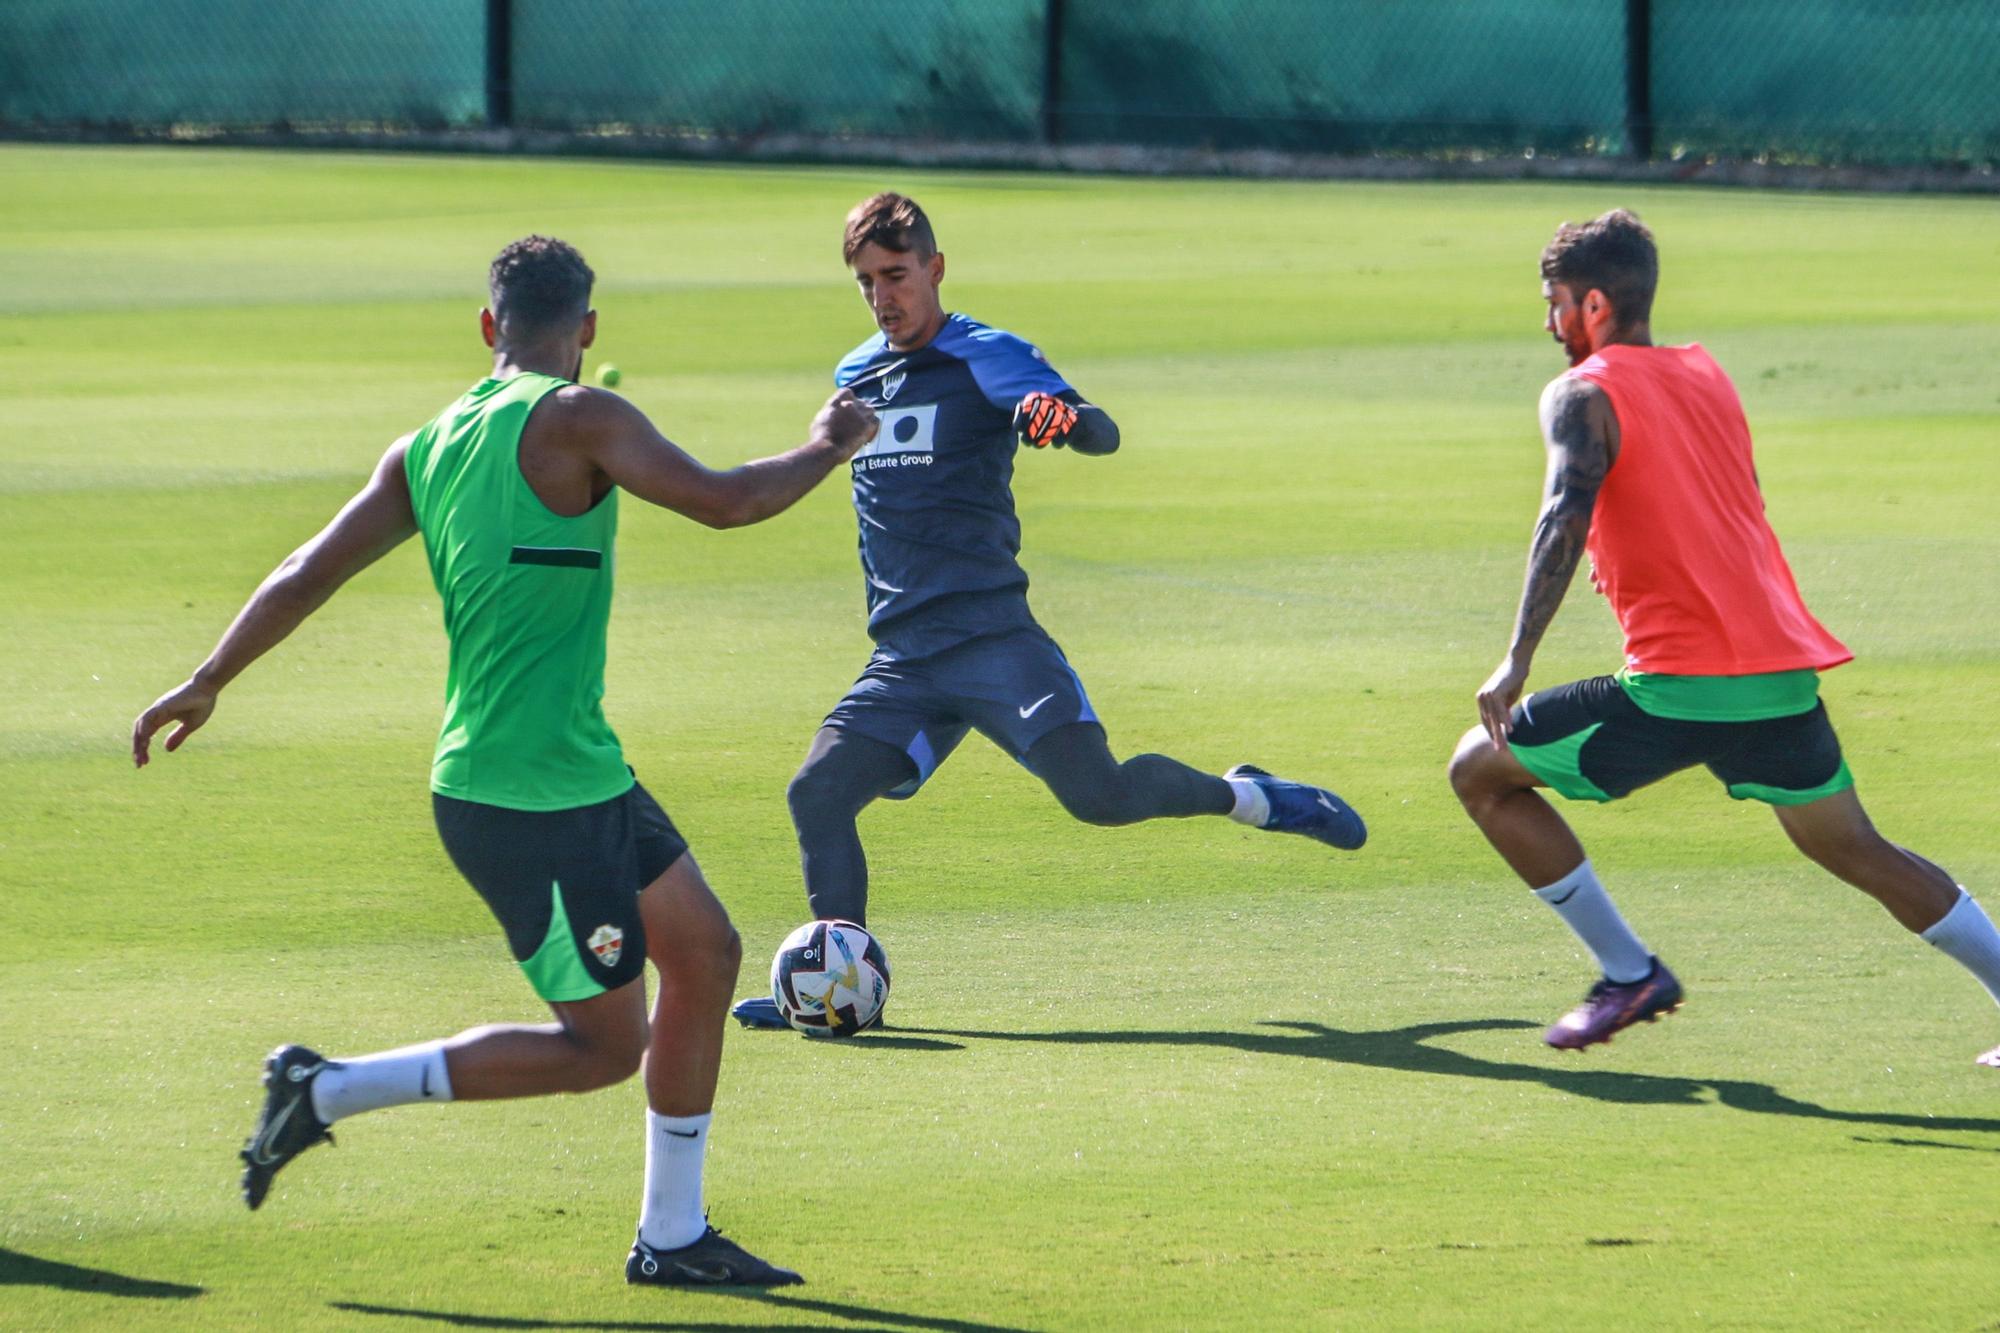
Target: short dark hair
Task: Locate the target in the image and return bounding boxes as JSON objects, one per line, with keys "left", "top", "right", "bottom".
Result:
{"left": 1540, "top": 209, "right": 1658, "bottom": 327}
{"left": 842, "top": 192, "right": 936, "bottom": 265}
{"left": 488, "top": 235, "right": 594, "bottom": 336}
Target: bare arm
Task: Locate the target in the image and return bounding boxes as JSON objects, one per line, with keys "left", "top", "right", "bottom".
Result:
{"left": 1474, "top": 376, "right": 1620, "bottom": 747}
{"left": 554, "top": 386, "right": 877, "bottom": 529}
{"left": 132, "top": 437, "right": 420, "bottom": 766}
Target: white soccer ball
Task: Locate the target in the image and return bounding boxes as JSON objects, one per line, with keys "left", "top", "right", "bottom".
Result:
{"left": 769, "top": 919, "right": 890, "bottom": 1038}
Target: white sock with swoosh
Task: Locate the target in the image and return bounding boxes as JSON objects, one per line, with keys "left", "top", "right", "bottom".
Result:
{"left": 639, "top": 1110, "right": 711, "bottom": 1251}
{"left": 1226, "top": 778, "right": 1270, "bottom": 827}
{"left": 1533, "top": 860, "right": 1652, "bottom": 985}
{"left": 308, "top": 1040, "right": 453, "bottom": 1124}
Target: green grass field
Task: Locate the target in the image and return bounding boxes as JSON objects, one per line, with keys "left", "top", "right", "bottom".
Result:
{"left": 3, "top": 144, "right": 1998, "bottom": 1330}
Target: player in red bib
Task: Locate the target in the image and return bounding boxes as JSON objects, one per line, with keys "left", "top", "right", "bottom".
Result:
{"left": 1449, "top": 209, "right": 2000, "bottom": 1065}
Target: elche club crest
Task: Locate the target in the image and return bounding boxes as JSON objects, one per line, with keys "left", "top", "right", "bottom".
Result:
{"left": 587, "top": 924, "right": 624, "bottom": 968}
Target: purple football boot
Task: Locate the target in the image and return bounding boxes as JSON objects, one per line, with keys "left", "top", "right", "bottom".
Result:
{"left": 1544, "top": 957, "right": 1684, "bottom": 1051}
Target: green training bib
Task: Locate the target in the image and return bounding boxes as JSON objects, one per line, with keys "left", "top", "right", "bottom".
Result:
{"left": 405, "top": 374, "right": 632, "bottom": 811}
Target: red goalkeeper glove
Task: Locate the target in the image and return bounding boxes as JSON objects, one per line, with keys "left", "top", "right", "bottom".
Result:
{"left": 1013, "top": 392, "right": 1080, "bottom": 448}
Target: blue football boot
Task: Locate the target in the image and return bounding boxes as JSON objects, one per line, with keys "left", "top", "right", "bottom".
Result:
{"left": 730, "top": 996, "right": 788, "bottom": 1030}
{"left": 1225, "top": 764, "right": 1367, "bottom": 851}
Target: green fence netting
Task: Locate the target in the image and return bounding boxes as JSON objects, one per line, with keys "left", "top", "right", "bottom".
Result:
{"left": 1, "top": 1, "right": 1993, "bottom": 168}
{"left": 512, "top": 0, "right": 1046, "bottom": 142}
{"left": 1057, "top": 1, "right": 1628, "bottom": 156}
{"left": 0, "top": 0, "right": 485, "bottom": 130}
{"left": 1651, "top": 0, "right": 2000, "bottom": 164}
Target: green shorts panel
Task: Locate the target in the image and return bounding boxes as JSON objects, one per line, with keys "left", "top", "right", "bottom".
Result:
{"left": 1727, "top": 759, "right": 1856, "bottom": 806}
{"left": 1510, "top": 723, "right": 1614, "bottom": 802}
{"left": 522, "top": 880, "right": 608, "bottom": 1002}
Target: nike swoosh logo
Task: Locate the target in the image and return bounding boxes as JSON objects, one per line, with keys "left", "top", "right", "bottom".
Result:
{"left": 1018, "top": 693, "right": 1056, "bottom": 719}
{"left": 1316, "top": 794, "right": 1338, "bottom": 813}
{"left": 665, "top": 1129, "right": 698, "bottom": 1139}
{"left": 420, "top": 1066, "right": 431, "bottom": 1098}
{"left": 675, "top": 1261, "right": 736, "bottom": 1282}
{"left": 248, "top": 1099, "right": 299, "bottom": 1166}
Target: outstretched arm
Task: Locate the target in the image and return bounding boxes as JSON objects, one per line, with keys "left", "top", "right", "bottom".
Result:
{"left": 132, "top": 437, "right": 419, "bottom": 766}
{"left": 557, "top": 386, "right": 877, "bottom": 529}
{"left": 1474, "top": 376, "right": 1620, "bottom": 748}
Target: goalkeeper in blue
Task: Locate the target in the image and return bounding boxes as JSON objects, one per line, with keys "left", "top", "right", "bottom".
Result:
{"left": 735, "top": 193, "right": 1365, "bottom": 1029}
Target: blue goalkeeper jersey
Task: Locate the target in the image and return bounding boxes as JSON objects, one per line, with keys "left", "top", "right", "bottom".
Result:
{"left": 834, "top": 313, "right": 1071, "bottom": 661}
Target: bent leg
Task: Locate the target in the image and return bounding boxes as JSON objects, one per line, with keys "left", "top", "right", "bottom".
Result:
{"left": 788, "top": 725, "right": 916, "bottom": 926}
{"left": 1023, "top": 722, "right": 1232, "bottom": 827}
{"left": 1448, "top": 725, "right": 1587, "bottom": 888}
{"left": 438, "top": 981, "right": 648, "bottom": 1101}
{"left": 1773, "top": 787, "right": 1960, "bottom": 932}
{"left": 1449, "top": 724, "right": 1654, "bottom": 987}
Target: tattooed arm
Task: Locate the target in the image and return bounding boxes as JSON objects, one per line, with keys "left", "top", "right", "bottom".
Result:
{"left": 1475, "top": 375, "right": 1620, "bottom": 747}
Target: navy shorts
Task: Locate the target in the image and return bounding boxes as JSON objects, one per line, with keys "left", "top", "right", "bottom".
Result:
{"left": 824, "top": 628, "right": 1098, "bottom": 799}
{"left": 433, "top": 780, "right": 688, "bottom": 1002}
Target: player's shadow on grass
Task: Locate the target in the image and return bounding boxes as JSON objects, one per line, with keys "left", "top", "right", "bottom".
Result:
{"left": 848, "top": 1030, "right": 967, "bottom": 1052}
{"left": 905, "top": 1019, "right": 2000, "bottom": 1136}
{"left": 0, "top": 1246, "right": 204, "bottom": 1300}
{"left": 331, "top": 1293, "right": 1035, "bottom": 1333}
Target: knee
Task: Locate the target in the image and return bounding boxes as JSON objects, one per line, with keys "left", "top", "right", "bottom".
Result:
{"left": 1448, "top": 729, "right": 1501, "bottom": 811}
{"left": 570, "top": 1024, "right": 646, "bottom": 1092}
{"left": 656, "top": 911, "right": 742, "bottom": 994}
{"left": 714, "top": 923, "right": 744, "bottom": 984}
{"left": 787, "top": 764, "right": 850, "bottom": 828}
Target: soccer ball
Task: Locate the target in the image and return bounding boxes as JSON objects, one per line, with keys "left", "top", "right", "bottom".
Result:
{"left": 769, "top": 919, "right": 890, "bottom": 1037}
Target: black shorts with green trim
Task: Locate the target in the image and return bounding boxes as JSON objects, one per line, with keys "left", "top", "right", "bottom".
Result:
{"left": 1507, "top": 675, "right": 1853, "bottom": 806}
{"left": 432, "top": 781, "right": 688, "bottom": 1002}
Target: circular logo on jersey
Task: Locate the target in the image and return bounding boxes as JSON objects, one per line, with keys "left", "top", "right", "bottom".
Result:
{"left": 893, "top": 415, "right": 921, "bottom": 444}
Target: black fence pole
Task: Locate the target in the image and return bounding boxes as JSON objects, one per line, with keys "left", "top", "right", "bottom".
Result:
{"left": 486, "top": 0, "right": 514, "bottom": 130}
{"left": 1041, "top": 0, "right": 1066, "bottom": 146}
{"left": 1624, "top": 0, "right": 1652, "bottom": 160}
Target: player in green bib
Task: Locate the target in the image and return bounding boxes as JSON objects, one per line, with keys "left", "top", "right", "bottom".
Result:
{"left": 132, "top": 237, "right": 878, "bottom": 1287}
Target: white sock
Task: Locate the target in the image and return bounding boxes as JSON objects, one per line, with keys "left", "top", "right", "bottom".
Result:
{"left": 1921, "top": 890, "right": 2000, "bottom": 1007}
{"left": 308, "top": 1041, "right": 453, "bottom": 1125}
{"left": 1227, "top": 778, "right": 1270, "bottom": 827}
{"left": 1533, "top": 860, "right": 1653, "bottom": 984}
{"left": 638, "top": 1111, "right": 710, "bottom": 1251}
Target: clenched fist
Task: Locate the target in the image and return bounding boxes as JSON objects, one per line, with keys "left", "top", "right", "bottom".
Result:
{"left": 815, "top": 388, "right": 881, "bottom": 458}
{"left": 1013, "top": 392, "right": 1079, "bottom": 449}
